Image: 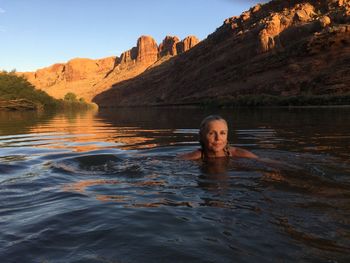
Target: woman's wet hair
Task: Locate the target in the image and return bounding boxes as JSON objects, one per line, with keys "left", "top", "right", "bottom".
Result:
{"left": 199, "top": 115, "right": 230, "bottom": 158}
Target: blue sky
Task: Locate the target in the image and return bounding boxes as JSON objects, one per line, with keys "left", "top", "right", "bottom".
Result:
{"left": 0, "top": 0, "right": 264, "bottom": 72}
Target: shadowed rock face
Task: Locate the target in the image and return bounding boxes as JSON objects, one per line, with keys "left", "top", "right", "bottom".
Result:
{"left": 119, "top": 48, "right": 138, "bottom": 64}
{"left": 159, "top": 35, "right": 200, "bottom": 56}
{"left": 180, "top": 35, "right": 200, "bottom": 52}
{"left": 176, "top": 36, "right": 200, "bottom": 55}
{"left": 21, "top": 35, "right": 199, "bottom": 101}
{"left": 159, "top": 36, "right": 180, "bottom": 57}
{"left": 93, "top": 0, "right": 350, "bottom": 107}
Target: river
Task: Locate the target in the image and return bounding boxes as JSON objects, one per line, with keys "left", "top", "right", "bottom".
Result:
{"left": 0, "top": 107, "right": 349, "bottom": 262}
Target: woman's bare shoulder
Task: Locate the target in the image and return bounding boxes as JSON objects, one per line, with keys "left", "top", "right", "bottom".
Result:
{"left": 178, "top": 149, "right": 202, "bottom": 160}
{"left": 229, "top": 147, "right": 258, "bottom": 159}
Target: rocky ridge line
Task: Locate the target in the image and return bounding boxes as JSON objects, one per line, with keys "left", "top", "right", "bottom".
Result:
{"left": 93, "top": 0, "right": 350, "bottom": 107}
{"left": 22, "top": 35, "right": 199, "bottom": 101}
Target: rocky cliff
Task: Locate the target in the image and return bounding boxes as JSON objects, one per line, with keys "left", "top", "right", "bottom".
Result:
{"left": 22, "top": 35, "right": 199, "bottom": 101}
{"left": 93, "top": 0, "right": 350, "bottom": 107}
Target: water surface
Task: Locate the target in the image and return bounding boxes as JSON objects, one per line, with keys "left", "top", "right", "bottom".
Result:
{"left": 0, "top": 107, "right": 349, "bottom": 262}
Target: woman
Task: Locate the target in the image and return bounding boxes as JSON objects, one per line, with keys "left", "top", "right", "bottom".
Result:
{"left": 180, "top": 115, "right": 257, "bottom": 160}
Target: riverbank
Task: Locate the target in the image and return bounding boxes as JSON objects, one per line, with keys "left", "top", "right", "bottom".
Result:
{"left": 95, "top": 93, "right": 350, "bottom": 109}
{"left": 195, "top": 94, "right": 350, "bottom": 108}
{"left": 0, "top": 98, "right": 98, "bottom": 111}
{"left": 0, "top": 71, "right": 97, "bottom": 111}
{"left": 0, "top": 99, "right": 42, "bottom": 111}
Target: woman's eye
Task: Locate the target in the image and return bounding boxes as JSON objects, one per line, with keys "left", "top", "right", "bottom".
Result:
{"left": 207, "top": 131, "right": 216, "bottom": 136}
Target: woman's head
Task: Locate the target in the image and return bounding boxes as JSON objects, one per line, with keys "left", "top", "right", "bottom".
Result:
{"left": 199, "top": 115, "right": 230, "bottom": 156}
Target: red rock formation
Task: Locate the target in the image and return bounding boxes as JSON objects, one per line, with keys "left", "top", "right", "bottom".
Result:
{"left": 119, "top": 36, "right": 158, "bottom": 65}
{"left": 27, "top": 63, "right": 65, "bottom": 87}
{"left": 159, "top": 35, "right": 199, "bottom": 56}
{"left": 96, "top": 57, "right": 117, "bottom": 71}
{"left": 136, "top": 35, "right": 159, "bottom": 64}
{"left": 159, "top": 36, "right": 180, "bottom": 57}
{"left": 176, "top": 36, "right": 200, "bottom": 54}
{"left": 65, "top": 58, "right": 99, "bottom": 81}
{"left": 93, "top": 0, "right": 350, "bottom": 107}
{"left": 21, "top": 34, "right": 199, "bottom": 101}
{"left": 257, "top": 2, "right": 319, "bottom": 52}
{"left": 119, "top": 47, "right": 138, "bottom": 64}
{"left": 21, "top": 56, "right": 116, "bottom": 100}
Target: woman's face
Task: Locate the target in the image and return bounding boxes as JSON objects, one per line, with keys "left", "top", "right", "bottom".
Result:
{"left": 202, "top": 120, "right": 228, "bottom": 154}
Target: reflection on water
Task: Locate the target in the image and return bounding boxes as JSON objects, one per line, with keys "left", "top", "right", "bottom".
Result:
{"left": 0, "top": 107, "right": 350, "bottom": 262}
{"left": 0, "top": 110, "right": 171, "bottom": 152}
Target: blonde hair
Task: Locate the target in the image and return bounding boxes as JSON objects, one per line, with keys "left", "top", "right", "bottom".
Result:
{"left": 199, "top": 115, "right": 230, "bottom": 158}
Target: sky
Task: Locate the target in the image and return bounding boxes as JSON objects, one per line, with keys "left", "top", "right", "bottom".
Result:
{"left": 0, "top": 0, "right": 265, "bottom": 72}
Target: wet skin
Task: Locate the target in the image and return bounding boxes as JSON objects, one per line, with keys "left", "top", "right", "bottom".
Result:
{"left": 180, "top": 119, "right": 257, "bottom": 160}
{"left": 202, "top": 120, "right": 228, "bottom": 158}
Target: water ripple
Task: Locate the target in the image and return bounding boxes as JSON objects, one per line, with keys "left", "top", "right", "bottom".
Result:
{"left": 1, "top": 108, "right": 350, "bottom": 262}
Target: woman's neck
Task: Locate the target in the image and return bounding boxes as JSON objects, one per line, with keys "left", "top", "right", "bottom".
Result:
{"left": 203, "top": 149, "right": 226, "bottom": 158}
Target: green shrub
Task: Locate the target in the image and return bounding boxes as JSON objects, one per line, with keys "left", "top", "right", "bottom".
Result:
{"left": 0, "top": 72, "right": 59, "bottom": 109}
{"left": 64, "top": 92, "right": 78, "bottom": 102}
{"left": 0, "top": 72, "right": 96, "bottom": 111}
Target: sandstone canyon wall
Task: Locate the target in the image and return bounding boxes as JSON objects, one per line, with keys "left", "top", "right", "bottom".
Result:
{"left": 93, "top": 0, "right": 350, "bottom": 107}
{"left": 22, "top": 35, "right": 199, "bottom": 101}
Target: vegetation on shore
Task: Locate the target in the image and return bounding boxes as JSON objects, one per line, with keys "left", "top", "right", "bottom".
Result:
{"left": 0, "top": 71, "right": 97, "bottom": 111}
{"left": 199, "top": 94, "right": 350, "bottom": 108}
{"left": 60, "top": 92, "right": 97, "bottom": 110}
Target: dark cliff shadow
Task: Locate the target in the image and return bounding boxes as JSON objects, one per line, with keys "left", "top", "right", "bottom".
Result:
{"left": 92, "top": 0, "right": 350, "bottom": 108}
{"left": 92, "top": 42, "right": 204, "bottom": 107}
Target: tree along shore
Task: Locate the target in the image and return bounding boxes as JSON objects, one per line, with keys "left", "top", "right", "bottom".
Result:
{"left": 0, "top": 71, "right": 96, "bottom": 111}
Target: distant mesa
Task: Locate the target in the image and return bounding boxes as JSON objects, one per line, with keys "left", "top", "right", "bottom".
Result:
{"left": 21, "top": 35, "right": 199, "bottom": 102}
{"left": 65, "top": 57, "right": 116, "bottom": 82}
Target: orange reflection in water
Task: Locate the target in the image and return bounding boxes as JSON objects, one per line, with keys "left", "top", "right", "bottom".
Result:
{"left": 96, "top": 195, "right": 127, "bottom": 202}
{"left": 63, "top": 179, "right": 121, "bottom": 193}
{"left": 63, "top": 179, "right": 130, "bottom": 203}
{"left": 62, "top": 178, "right": 167, "bottom": 205}
{"left": 27, "top": 111, "right": 164, "bottom": 151}
{"left": 62, "top": 178, "right": 199, "bottom": 208}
